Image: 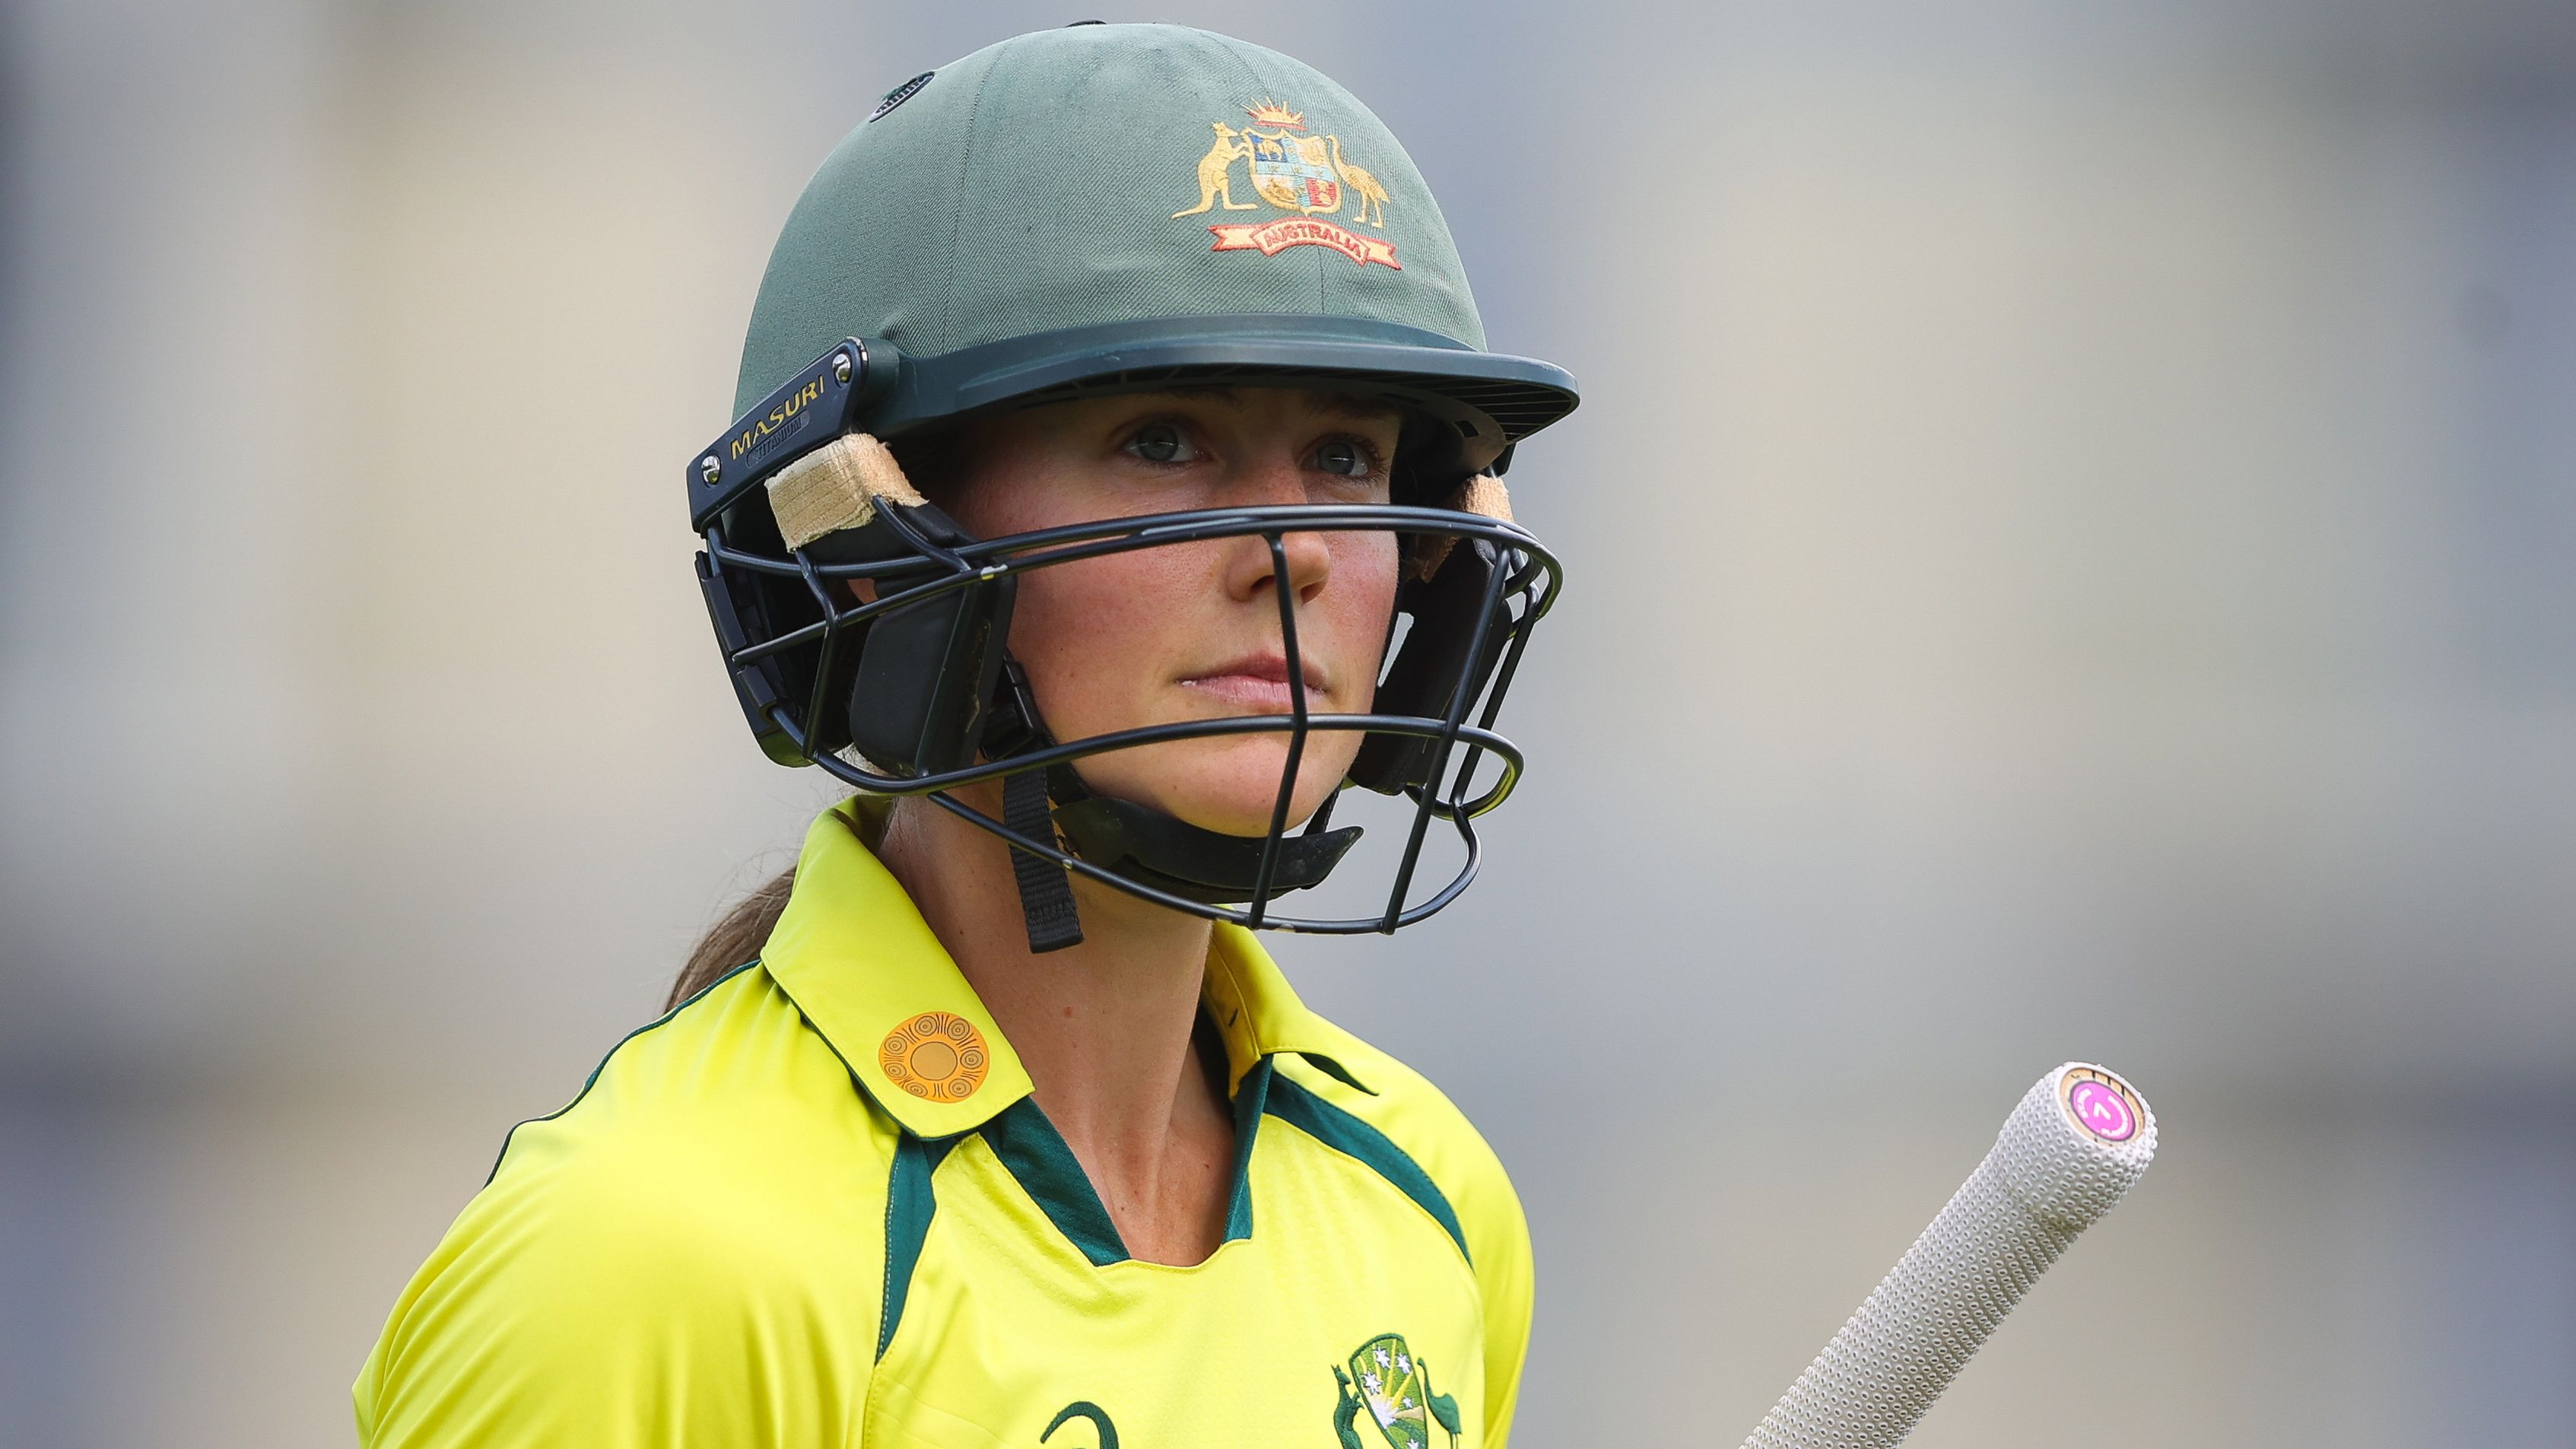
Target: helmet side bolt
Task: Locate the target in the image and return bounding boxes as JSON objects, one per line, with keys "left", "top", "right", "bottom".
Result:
{"left": 699, "top": 455, "right": 722, "bottom": 485}
{"left": 832, "top": 352, "right": 853, "bottom": 384}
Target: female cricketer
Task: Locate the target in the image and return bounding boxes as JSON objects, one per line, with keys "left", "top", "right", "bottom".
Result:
{"left": 354, "top": 23, "right": 1578, "bottom": 1448}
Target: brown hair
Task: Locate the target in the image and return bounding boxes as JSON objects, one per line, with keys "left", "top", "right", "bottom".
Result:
{"left": 665, "top": 865, "right": 796, "bottom": 1011}
{"left": 665, "top": 428, "right": 976, "bottom": 1012}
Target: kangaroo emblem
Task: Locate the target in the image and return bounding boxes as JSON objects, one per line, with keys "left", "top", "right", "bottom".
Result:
{"left": 1172, "top": 122, "right": 1259, "bottom": 218}
{"left": 1332, "top": 1366, "right": 1368, "bottom": 1449}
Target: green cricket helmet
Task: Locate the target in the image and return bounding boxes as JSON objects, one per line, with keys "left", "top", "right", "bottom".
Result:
{"left": 688, "top": 22, "right": 1577, "bottom": 948}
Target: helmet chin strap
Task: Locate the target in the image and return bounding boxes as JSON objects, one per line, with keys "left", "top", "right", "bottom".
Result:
{"left": 1001, "top": 764, "right": 1085, "bottom": 954}
{"left": 979, "top": 658, "right": 1364, "bottom": 955}
{"left": 981, "top": 659, "right": 1085, "bottom": 954}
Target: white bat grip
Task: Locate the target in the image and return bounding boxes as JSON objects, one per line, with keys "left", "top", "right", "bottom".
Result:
{"left": 1740, "top": 1063, "right": 2158, "bottom": 1449}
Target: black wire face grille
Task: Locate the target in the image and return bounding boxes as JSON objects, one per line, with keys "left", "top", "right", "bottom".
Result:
{"left": 700, "top": 503, "right": 1563, "bottom": 935}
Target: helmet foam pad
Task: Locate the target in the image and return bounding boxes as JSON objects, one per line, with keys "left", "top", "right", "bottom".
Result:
{"left": 1407, "top": 473, "right": 1510, "bottom": 581}
{"left": 767, "top": 434, "right": 924, "bottom": 551}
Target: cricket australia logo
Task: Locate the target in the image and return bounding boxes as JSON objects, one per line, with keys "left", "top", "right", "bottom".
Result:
{"left": 1173, "top": 100, "right": 1399, "bottom": 270}
{"left": 1331, "top": 1333, "right": 1460, "bottom": 1449}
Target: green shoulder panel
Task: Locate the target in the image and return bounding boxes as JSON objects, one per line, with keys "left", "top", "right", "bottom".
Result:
{"left": 879, "top": 1131, "right": 959, "bottom": 1360}
{"left": 1266, "top": 1068, "right": 1471, "bottom": 1263}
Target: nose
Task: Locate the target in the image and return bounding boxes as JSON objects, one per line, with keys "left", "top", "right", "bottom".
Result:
{"left": 1221, "top": 457, "right": 1333, "bottom": 605}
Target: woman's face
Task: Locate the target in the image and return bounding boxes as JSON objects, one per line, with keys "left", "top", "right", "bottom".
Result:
{"left": 946, "top": 387, "right": 1405, "bottom": 837}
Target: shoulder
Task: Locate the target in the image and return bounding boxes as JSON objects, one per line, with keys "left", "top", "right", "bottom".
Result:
{"left": 355, "top": 964, "right": 897, "bottom": 1447}
{"left": 1269, "top": 1014, "right": 1530, "bottom": 1280}
{"left": 1269, "top": 1012, "right": 1539, "bottom": 1445}
{"left": 488, "top": 959, "right": 898, "bottom": 1199}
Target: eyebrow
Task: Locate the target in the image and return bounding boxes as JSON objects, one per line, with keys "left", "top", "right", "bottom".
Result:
{"left": 1149, "top": 384, "right": 1404, "bottom": 424}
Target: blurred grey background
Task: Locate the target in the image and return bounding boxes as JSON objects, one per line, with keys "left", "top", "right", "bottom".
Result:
{"left": 5, "top": 2, "right": 2572, "bottom": 1444}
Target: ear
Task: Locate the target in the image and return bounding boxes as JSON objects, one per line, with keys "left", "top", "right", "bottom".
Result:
{"left": 754, "top": 434, "right": 1017, "bottom": 777}
{"left": 1352, "top": 475, "right": 1516, "bottom": 795}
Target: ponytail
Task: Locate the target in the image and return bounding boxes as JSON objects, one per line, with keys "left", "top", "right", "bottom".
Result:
{"left": 666, "top": 865, "right": 796, "bottom": 1012}
{"left": 669, "top": 433, "right": 971, "bottom": 1013}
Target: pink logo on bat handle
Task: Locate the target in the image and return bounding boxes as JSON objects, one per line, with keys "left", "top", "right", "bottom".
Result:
{"left": 2066, "top": 1078, "right": 2137, "bottom": 1142}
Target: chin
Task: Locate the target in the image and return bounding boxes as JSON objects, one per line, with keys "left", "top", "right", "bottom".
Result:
{"left": 1083, "top": 737, "right": 1361, "bottom": 839}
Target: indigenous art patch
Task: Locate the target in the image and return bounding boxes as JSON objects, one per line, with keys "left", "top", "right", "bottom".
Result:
{"left": 881, "top": 1010, "right": 990, "bottom": 1101}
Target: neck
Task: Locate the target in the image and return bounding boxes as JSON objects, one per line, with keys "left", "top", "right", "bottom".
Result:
{"left": 878, "top": 791, "right": 1237, "bottom": 1264}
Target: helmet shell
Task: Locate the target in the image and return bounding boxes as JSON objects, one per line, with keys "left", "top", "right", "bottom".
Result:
{"left": 735, "top": 24, "right": 1574, "bottom": 470}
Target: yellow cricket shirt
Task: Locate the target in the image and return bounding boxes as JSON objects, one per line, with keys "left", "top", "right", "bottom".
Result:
{"left": 354, "top": 799, "right": 1535, "bottom": 1447}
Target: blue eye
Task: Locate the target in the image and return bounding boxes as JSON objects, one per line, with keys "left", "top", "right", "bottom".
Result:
{"left": 1127, "top": 424, "right": 1188, "bottom": 463}
{"left": 1313, "top": 437, "right": 1369, "bottom": 476}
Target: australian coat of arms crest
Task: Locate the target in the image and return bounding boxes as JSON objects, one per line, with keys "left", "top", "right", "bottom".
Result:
{"left": 1174, "top": 100, "right": 1400, "bottom": 269}
{"left": 1331, "top": 1333, "right": 1461, "bottom": 1449}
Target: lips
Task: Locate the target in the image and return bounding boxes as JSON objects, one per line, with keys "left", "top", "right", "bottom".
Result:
{"left": 1177, "top": 653, "right": 1329, "bottom": 711}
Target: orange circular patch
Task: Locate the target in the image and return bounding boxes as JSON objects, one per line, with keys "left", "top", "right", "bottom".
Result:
{"left": 879, "top": 1011, "right": 989, "bottom": 1101}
